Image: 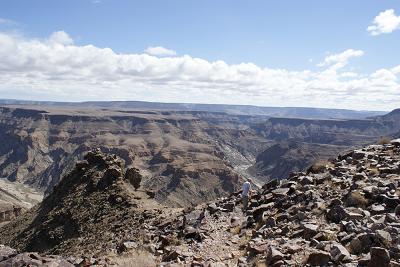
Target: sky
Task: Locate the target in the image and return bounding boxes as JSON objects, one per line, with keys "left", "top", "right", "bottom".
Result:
{"left": 0, "top": 0, "right": 399, "bottom": 111}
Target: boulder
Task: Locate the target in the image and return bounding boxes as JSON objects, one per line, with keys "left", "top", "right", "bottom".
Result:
{"left": 391, "top": 139, "right": 400, "bottom": 147}
{"left": 266, "top": 246, "right": 284, "bottom": 265}
{"left": 162, "top": 249, "right": 182, "bottom": 262}
{"left": 326, "top": 205, "right": 347, "bottom": 223}
{"left": 301, "top": 223, "right": 319, "bottom": 239}
{"left": 263, "top": 179, "right": 280, "bottom": 190}
{"left": 248, "top": 243, "right": 269, "bottom": 255}
{"left": 395, "top": 204, "right": 400, "bottom": 216}
{"left": 121, "top": 241, "right": 138, "bottom": 251}
{"left": 330, "top": 243, "right": 351, "bottom": 263}
{"left": 207, "top": 203, "right": 219, "bottom": 214}
{"left": 145, "top": 190, "right": 156, "bottom": 198}
{"left": 349, "top": 233, "right": 374, "bottom": 254}
{"left": 0, "top": 245, "right": 17, "bottom": 261}
{"left": 307, "top": 250, "right": 331, "bottom": 266}
{"left": 299, "top": 176, "right": 313, "bottom": 186}
{"left": 252, "top": 203, "right": 274, "bottom": 221}
{"left": 125, "top": 167, "right": 142, "bottom": 190}
{"left": 376, "top": 230, "right": 392, "bottom": 248}
{"left": 353, "top": 151, "right": 366, "bottom": 160}
{"left": 368, "top": 247, "right": 390, "bottom": 267}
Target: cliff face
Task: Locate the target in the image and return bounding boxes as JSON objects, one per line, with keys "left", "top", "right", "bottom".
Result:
{"left": 0, "top": 107, "right": 258, "bottom": 207}
{"left": 247, "top": 141, "right": 348, "bottom": 180}
{"left": 252, "top": 117, "right": 392, "bottom": 145}
{"left": 0, "top": 179, "right": 42, "bottom": 224}
{"left": 0, "top": 105, "right": 399, "bottom": 208}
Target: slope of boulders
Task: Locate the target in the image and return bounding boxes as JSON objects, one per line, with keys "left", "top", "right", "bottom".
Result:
{"left": 0, "top": 244, "right": 76, "bottom": 266}
{"left": 0, "top": 149, "right": 171, "bottom": 258}
{"left": 2, "top": 140, "right": 400, "bottom": 266}
{"left": 143, "top": 139, "right": 400, "bottom": 266}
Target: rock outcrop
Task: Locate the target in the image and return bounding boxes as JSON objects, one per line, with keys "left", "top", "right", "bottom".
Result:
{"left": 0, "top": 149, "right": 171, "bottom": 256}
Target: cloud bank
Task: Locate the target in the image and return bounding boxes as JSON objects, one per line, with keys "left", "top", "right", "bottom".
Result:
{"left": 0, "top": 31, "right": 399, "bottom": 110}
{"left": 368, "top": 9, "right": 400, "bottom": 35}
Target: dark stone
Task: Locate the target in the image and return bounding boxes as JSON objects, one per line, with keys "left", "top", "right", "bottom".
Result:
{"left": 252, "top": 203, "right": 274, "bottom": 221}
{"left": 263, "top": 179, "right": 280, "bottom": 190}
{"left": 349, "top": 233, "right": 375, "bottom": 254}
{"left": 330, "top": 243, "right": 351, "bottom": 263}
{"left": 125, "top": 167, "right": 142, "bottom": 190}
{"left": 307, "top": 250, "right": 331, "bottom": 266}
{"left": 326, "top": 205, "right": 347, "bottom": 223}
{"left": 368, "top": 247, "right": 390, "bottom": 267}
{"left": 248, "top": 243, "right": 269, "bottom": 255}
{"left": 162, "top": 249, "right": 181, "bottom": 262}
{"left": 395, "top": 204, "right": 400, "bottom": 216}
{"left": 207, "top": 203, "right": 219, "bottom": 214}
{"left": 266, "top": 246, "right": 284, "bottom": 265}
{"left": 222, "top": 202, "right": 235, "bottom": 212}
{"left": 302, "top": 223, "right": 318, "bottom": 239}
{"left": 146, "top": 190, "right": 156, "bottom": 198}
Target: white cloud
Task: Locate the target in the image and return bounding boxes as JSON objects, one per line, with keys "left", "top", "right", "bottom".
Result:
{"left": 317, "top": 49, "right": 364, "bottom": 70}
{"left": 0, "top": 31, "right": 399, "bottom": 111}
{"left": 48, "top": 31, "right": 74, "bottom": 45}
{"left": 145, "top": 46, "right": 177, "bottom": 56}
{"left": 392, "top": 65, "right": 400, "bottom": 74}
{"left": 367, "top": 9, "right": 400, "bottom": 35}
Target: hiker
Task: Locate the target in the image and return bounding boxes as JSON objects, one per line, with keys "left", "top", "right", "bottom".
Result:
{"left": 242, "top": 178, "right": 252, "bottom": 211}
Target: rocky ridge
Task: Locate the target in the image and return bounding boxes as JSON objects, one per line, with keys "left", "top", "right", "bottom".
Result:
{"left": 3, "top": 140, "right": 400, "bottom": 266}
{"left": 0, "top": 149, "right": 178, "bottom": 257}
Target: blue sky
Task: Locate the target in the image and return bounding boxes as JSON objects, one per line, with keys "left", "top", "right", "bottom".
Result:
{"left": 0, "top": 0, "right": 399, "bottom": 110}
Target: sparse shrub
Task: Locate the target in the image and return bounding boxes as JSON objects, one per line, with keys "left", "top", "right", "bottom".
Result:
{"left": 345, "top": 191, "right": 368, "bottom": 208}
{"left": 309, "top": 160, "right": 334, "bottom": 174}
{"left": 378, "top": 137, "right": 391, "bottom": 145}
{"left": 230, "top": 225, "right": 242, "bottom": 234}
{"left": 168, "top": 235, "right": 182, "bottom": 246}
{"left": 368, "top": 167, "right": 380, "bottom": 176}
{"left": 314, "top": 231, "right": 337, "bottom": 241}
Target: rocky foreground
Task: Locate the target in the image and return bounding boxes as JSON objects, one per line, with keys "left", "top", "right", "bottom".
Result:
{"left": 3, "top": 140, "right": 400, "bottom": 266}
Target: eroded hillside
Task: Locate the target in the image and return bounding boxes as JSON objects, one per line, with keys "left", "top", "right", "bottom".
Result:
{"left": 0, "top": 106, "right": 266, "bottom": 207}
{"left": 0, "top": 105, "right": 398, "bottom": 208}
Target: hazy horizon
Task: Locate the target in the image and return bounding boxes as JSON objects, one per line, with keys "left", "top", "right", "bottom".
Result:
{"left": 0, "top": 97, "right": 390, "bottom": 112}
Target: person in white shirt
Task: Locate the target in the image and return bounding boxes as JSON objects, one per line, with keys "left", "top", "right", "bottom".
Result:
{"left": 242, "top": 179, "right": 252, "bottom": 211}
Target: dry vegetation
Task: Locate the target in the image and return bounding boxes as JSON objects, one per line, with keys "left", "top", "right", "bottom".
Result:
{"left": 368, "top": 167, "right": 380, "bottom": 176}
{"left": 345, "top": 191, "right": 368, "bottom": 208}
{"left": 378, "top": 137, "right": 391, "bottom": 145}
{"left": 309, "top": 160, "right": 334, "bottom": 174}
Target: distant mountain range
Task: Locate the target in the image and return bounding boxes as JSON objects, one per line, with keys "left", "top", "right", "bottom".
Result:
{"left": 0, "top": 99, "right": 386, "bottom": 120}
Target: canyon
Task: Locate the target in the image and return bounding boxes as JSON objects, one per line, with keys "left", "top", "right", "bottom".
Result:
{"left": 0, "top": 102, "right": 398, "bottom": 212}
